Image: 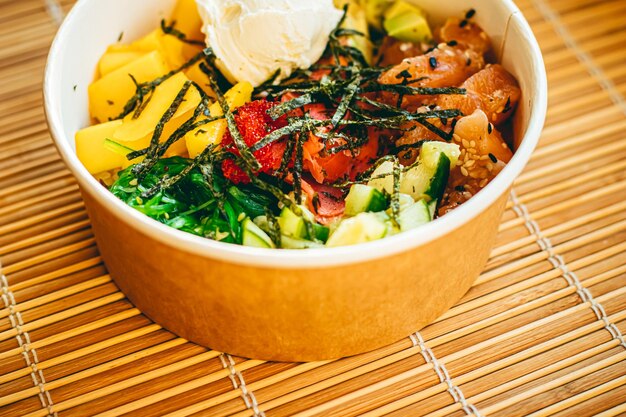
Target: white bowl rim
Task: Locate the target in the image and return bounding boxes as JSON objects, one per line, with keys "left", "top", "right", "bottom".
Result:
{"left": 44, "top": 0, "right": 547, "bottom": 270}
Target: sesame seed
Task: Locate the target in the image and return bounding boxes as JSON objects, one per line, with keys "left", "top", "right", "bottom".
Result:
{"left": 488, "top": 153, "right": 498, "bottom": 163}
{"left": 488, "top": 123, "right": 493, "bottom": 134}
{"left": 447, "top": 40, "right": 458, "bottom": 46}
{"left": 462, "top": 139, "right": 470, "bottom": 148}
{"left": 470, "top": 140, "right": 476, "bottom": 148}
{"left": 129, "top": 179, "right": 138, "bottom": 186}
{"left": 429, "top": 57, "right": 438, "bottom": 69}
{"left": 465, "top": 9, "right": 476, "bottom": 19}
{"left": 135, "top": 197, "right": 143, "bottom": 205}
{"left": 465, "top": 160, "right": 475, "bottom": 167}
{"left": 479, "top": 178, "right": 488, "bottom": 188}
{"left": 461, "top": 166, "right": 469, "bottom": 176}
{"left": 460, "top": 19, "right": 468, "bottom": 28}
{"left": 480, "top": 155, "right": 489, "bottom": 160}
{"left": 502, "top": 142, "right": 508, "bottom": 148}
{"left": 486, "top": 162, "right": 494, "bottom": 171}
{"left": 453, "top": 133, "right": 461, "bottom": 143}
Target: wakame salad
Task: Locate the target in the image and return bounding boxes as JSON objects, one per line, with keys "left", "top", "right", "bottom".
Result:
{"left": 76, "top": 0, "right": 521, "bottom": 249}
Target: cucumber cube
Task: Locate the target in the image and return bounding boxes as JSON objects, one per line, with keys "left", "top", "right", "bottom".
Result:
{"left": 345, "top": 184, "right": 388, "bottom": 216}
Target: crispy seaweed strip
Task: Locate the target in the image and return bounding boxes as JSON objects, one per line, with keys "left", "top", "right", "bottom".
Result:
{"left": 293, "top": 133, "right": 305, "bottom": 203}
{"left": 277, "top": 135, "right": 296, "bottom": 178}
{"left": 132, "top": 81, "right": 192, "bottom": 177}
{"left": 331, "top": 74, "right": 361, "bottom": 127}
{"left": 199, "top": 62, "right": 261, "bottom": 171}
{"left": 132, "top": 82, "right": 154, "bottom": 119}
{"left": 264, "top": 207, "right": 281, "bottom": 247}
{"left": 115, "top": 49, "right": 210, "bottom": 120}
{"left": 416, "top": 118, "right": 456, "bottom": 141}
{"left": 362, "top": 84, "right": 466, "bottom": 96}
{"left": 249, "top": 117, "right": 323, "bottom": 152}
{"left": 160, "top": 19, "right": 205, "bottom": 46}
{"left": 393, "top": 140, "right": 427, "bottom": 154}
{"left": 267, "top": 93, "right": 314, "bottom": 120}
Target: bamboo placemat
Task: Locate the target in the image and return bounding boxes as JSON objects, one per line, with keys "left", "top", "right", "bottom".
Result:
{"left": 1, "top": 0, "right": 625, "bottom": 415}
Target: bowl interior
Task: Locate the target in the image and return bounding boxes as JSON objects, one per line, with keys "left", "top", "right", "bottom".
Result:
{"left": 44, "top": 0, "right": 546, "bottom": 268}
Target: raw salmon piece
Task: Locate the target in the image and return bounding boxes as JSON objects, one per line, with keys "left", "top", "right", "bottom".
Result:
{"left": 438, "top": 109, "right": 513, "bottom": 215}
{"left": 437, "top": 64, "right": 521, "bottom": 126}
{"left": 375, "top": 36, "right": 425, "bottom": 66}
{"left": 436, "top": 17, "right": 491, "bottom": 56}
{"left": 378, "top": 45, "right": 484, "bottom": 108}
{"left": 301, "top": 178, "right": 346, "bottom": 224}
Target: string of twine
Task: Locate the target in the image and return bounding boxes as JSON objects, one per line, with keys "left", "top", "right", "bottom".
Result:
{"left": 409, "top": 331, "right": 483, "bottom": 417}
{"left": 1, "top": 262, "right": 57, "bottom": 417}
{"left": 219, "top": 353, "right": 265, "bottom": 416}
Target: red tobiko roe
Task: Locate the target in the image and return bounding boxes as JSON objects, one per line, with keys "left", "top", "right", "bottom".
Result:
{"left": 221, "top": 99, "right": 288, "bottom": 184}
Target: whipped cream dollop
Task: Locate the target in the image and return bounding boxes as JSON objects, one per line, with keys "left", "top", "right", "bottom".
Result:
{"left": 196, "top": 0, "right": 343, "bottom": 87}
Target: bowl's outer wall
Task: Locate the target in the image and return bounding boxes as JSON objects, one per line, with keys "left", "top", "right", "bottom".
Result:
{"left": 83, "top": 186, "right": 508, "bottom": 361}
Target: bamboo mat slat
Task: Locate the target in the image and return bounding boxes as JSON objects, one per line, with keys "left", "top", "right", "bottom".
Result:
{"left": 1, "top": 0, "right": 625, "bottom": 416}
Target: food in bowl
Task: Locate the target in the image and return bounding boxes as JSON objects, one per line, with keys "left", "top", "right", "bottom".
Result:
{"left": 76, "top": 0, "right": 521, "bottom": 249}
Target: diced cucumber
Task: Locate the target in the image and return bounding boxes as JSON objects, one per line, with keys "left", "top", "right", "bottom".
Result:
{"left": 367, "top": 160, "right": 395, "bottom": 194}
{"left": 398, "top": 199, "right": 432, "bottom": 231}
{"left": 278, "top": 207, "right": 307, "bottom": 239}
{"left": 421, "top": 141, "right": 460, "bottom": 168}
{"left": 242, "top": 218, "right": 275, "bottom": 248}
{"left": 383, "top": 1, "right": 432, "bottom": 43}
{"left": 311, "top": 223, "right": 330, "bottom": 242}
{"left": 397, "top": 193, "right": 415, "bottom": 209}
{"left": 400, "top": 141, "right": 460, "bottom": 202}
{"left": 326, "top": 212, "right": 388, "bottom": 247}
{"left": 278, "top": 206, "right": 330, "bottom": 242}
{"left": 345, "top": 184, "right": 388, "bottom": 216}
{"left": 280, "top": 235, "right": 325, "bottom": 249}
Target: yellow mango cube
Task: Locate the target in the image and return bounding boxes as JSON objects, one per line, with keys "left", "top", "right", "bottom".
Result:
{"left": 89, "top": 50, "right": 170, "bottom": 122}
{"left": 185, "top": 82, "right": 253, "bottom": 158}
{"left": 131, "top": 29, "right": 164, "bottom": 52}
{"left": 98, "top": 51, "right": 145, "bottom": 76}
{"left": 76, "top": 120, "right": 149, "bottom": 174}
{"left": 184, "top": 61, "right": 215, "bottom": 96}
{"left": 113, "top": 72, "right": 201, "bottom": 143}
{"left": 159, "top": 35, "right": 203, "bottom": 70}
{"left": 170, "top": 0, "right": 204, "bottom": 41}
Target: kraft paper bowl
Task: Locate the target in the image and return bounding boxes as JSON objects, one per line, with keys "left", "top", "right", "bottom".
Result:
{"left": 44, "top": 0, "right": 547, "bottom": 361}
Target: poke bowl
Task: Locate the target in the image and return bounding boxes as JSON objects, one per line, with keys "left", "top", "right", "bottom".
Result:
{"left": 44, "top": 0, "right": 547, "bottom": 361}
